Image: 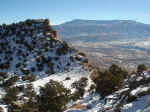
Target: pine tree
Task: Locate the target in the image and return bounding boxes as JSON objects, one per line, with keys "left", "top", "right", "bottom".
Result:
{"left": 3, "top": 86, "right": 19, "bottom": 104}
{"left": 38, "top": 80, "right": 71, "bottom": 112}
{"left": 137, "top": 64, "right": 147, "bottom": 73}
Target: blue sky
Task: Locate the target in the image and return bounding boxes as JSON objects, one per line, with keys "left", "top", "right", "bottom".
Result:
{"left": 0, "top": 0, "right": 150, "bottom": 25}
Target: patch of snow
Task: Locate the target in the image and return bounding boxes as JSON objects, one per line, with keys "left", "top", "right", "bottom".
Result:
{"left": 32, "top": 66, "right": 89, "bottom": 94}
{"left": 143, "top": 106, "right": 150, "bottom": 112}
{"left": 0, "top": 105, "right": 8, "bottom": 112}
{"left": 130, "top": 87, "right": 149, "bottom": 96}
{"left": 122, "top": 95, "right": 150, "bottom": 112}
{"left": 115, "top": 88, "right": 129, "bottom": 94}
{"left": 136, "top": 76, "right": 143, "bottom": 81}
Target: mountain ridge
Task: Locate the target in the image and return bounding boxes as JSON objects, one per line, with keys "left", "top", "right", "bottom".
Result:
{"left": 58, "top": 19, "right": 147, "bottom": 25}
{"left": 53, "top": 19, "right": 150, "bottom": 42}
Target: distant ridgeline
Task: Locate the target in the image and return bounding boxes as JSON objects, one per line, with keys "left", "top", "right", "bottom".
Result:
{"left": 0, "top": 19, "right": 78, "bottom": 76}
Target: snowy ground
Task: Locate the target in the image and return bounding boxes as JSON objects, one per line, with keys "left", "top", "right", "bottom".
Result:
{"left": 32, "top": 66, "right": 92, "bottom": 94}
{"left": 65, "top": 71, "right": 150, "bottom": 112}
{"left": 122, "top": 95, "right": 150, "bottom": 112}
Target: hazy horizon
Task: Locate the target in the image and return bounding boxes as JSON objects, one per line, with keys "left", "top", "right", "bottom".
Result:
{"left": 0, "top": 0, "right": 150, "bottom": 25}
{"left": 0, "top": 18, "right": 150, "bottom": 26}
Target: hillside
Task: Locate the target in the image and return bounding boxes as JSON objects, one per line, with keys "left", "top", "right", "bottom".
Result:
{"left": 0, "top": 19, "right": 92, "bottom": 112}
{"left": 0, "top": 19, "right": 150, "bottom": 112}
{"left": 65, "top": 68, "right": 150, "bottom": 112}
{"left": 0, "top": 19, "right": 80, "bottom": 76}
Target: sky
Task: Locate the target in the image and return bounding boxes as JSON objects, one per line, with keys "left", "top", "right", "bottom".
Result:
{"left": 0, "top": 0, "right": 150, "bottom": 25}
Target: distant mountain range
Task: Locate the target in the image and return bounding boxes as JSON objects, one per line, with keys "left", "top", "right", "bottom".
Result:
{"left": 53, "top": 19, "right": 150, "bottom": 69}
{"left": 53, "top": 19, "right": 150, "bottom": 42}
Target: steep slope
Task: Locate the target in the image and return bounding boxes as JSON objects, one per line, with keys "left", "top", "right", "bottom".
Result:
{"left": 65, "top": 71, "right": 150, "bottom": 112}
{"left": 0, "top": 19, "right": 92, "bottom": 112}
{"left": 0, "top": 19, "right": 80, "bottom": 77}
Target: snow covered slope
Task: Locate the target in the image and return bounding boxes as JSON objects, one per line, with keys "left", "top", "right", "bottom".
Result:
{"left": 0, "top": 19, "right": 91, "bottom": 112}
{"left": 0, "top": 19, "right": 81, "bottom": 77}
{"left": 32, "top": 66, "right": 93, "bottom": 94}
{"left": 65, "top": 71, "right": 150, "bottom": 112}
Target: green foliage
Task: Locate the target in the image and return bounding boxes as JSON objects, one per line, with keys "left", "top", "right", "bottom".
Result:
{"left": 8, "top": 84, "right": 38, "bottom": 112}
{"left": 3, "top": 75, "right": 19, "bottom": 87}
{"left": 71, "top": 77, "right": 88, "bottom": 100}
{"left": 22, "top": 74, "right": 36, "bottom": 82}
{"left": 62, "top": 41, "right": 69, "bottom": 50}
{"left": 0, "top": 72, "right": 8, "bottom": 82}
{"left": 94, "top": 64, "right": 128, "bottom": 97}
{"left": 72, "top": 77, "right": 88, "bottom": 89}
{"left": 36, "top": 57, "right": 41, "bottom": 63}
{"left": 56, "top": 48, "right": 63, "bottom": 56}
{"left": 127, "top": 95, "right": 137, "bottom": 103}
{"left": 71, "top": 90, "right": 81, "bottom": 101}
{"left": 37, "top": 63, "right": 43, "bottom": 71}
{"left": 41, "top": 55, "right": 47, "bottom": 64}
{"left": 31, "top": 67, "right": 35, "bottom": 72}
{"left": 26, "top": 19, "right": 33, "bottom": 26}
{"left": 3, "top": 86, "right": 19, "bottom": 104}
{"left": 7, "top": 80, "right": 71, "bottom": 112}
{"left": 65, "top": 77, "right": 71, "bottom": 80}
{"left": 24, "top": 84, "right": 37, "bottom": 103}
{"left": 137, "top": 64, "right": 147, "bottom": 73}
{"left": 28, "top": 74, "right": 36, "bottom": 82}
{"left": 95, "top": 70, "right": 118, "bottom": 97}
{"left": 109, "top": 64, "right": 128, "bottom": 80}
{"left": 44, "top": 19, "right": 50, "bottom": 25}
{"left": 47, "top": 62, "right": 54, "bottom": 74}
{"left": 88, "top": 84, "right": 96, "bottom": 93}
{"left": 21, "top": 69, "right": 30, "bottom": 75}
{"left": 56, "top": 42, "right": 69, "bottom": 56}
{"left": 19, "top": 104, "right": 38, "bottom": 112}
{"left": 38, "top": 80, "right": 71, "bottom": 112}
{"left": 16, "top": 63, "right": 21, "bottom": 68}
{"left": 8, "top": 103, "right": 22, "bottom": 112}
{"left": 138, "top": 90, "right": 150, "bottom": 96}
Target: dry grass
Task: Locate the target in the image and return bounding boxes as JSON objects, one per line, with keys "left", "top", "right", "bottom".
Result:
{"left": 0, "top": 107, "right": 3, "bottom": 111}
{"left": 90, "top": 69, "right": 99, "bottom": 81}
{"left": 68, "top": 102, "right": 86, "bottom": 110}
{"left": 78, "top": 52, "right": 86, "bottom": 57}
